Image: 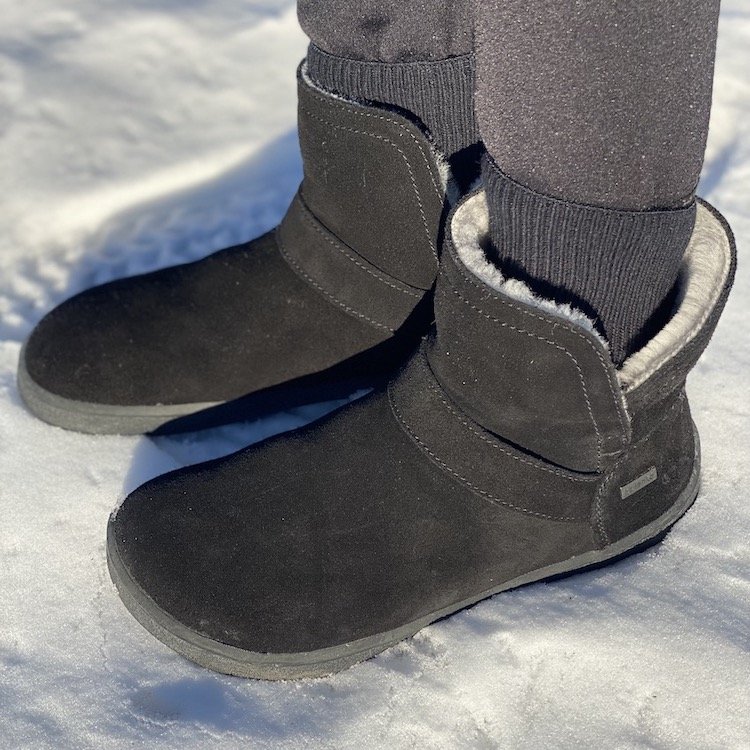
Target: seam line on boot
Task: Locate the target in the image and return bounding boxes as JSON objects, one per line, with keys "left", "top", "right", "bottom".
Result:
{"left": 387, "top": 386, "right": 588, "bottom": 522}
{"left": 276, "top": 229, "right": 395, "bottom": 333}
{"left": 303, "top": 80, "right": 444, "bottom": 200}
{"left": 295, "top": 197, "right": 424, "bottom": 298}
{"left": 301, "top": 107, "right": 438, "bottom": 262}
{"left": 446, "top": 281, "right": 603, "bottom": 471}
{"left": 591, "top": 392, "right": 687, "bottom": 547}
{"left": 420, "top": 364, "right": 598, "bottom": 483}
{"left": 448, "top": 249, "right": 631, "bottom": 443}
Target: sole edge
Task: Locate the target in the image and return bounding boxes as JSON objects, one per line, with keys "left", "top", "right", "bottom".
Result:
{"left": 106, "top": 425, "right": 701, "bottom": 680}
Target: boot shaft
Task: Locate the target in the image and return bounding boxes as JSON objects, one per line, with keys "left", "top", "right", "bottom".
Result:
{"left": 296, "top": 67, "right": 445, "bottom": 291}
{"left": 428, "top": 190, "right": 736, "bottom": 474}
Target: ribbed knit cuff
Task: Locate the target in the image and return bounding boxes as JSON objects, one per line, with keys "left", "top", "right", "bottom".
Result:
{"left": 483, "top": 155, "right": 696, "bottom": 365}
{"left": 306, "top": 44, "right": 478, "bottom": 158}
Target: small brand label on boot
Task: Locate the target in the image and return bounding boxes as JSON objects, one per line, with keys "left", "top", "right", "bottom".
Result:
{"left": 620, "top": 466, "right": 658, "bottom": 500}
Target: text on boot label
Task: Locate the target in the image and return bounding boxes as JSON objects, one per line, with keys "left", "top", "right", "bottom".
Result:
{"left": 620, "top": 466, "right": 658, "bottom": 500}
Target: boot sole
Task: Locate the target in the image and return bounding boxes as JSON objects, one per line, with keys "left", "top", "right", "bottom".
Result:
{"left": 17, "top": 351, "right": 219, "bottom": 434}
{"left": 17, "top": 348, "right": 377, "bottom": 436}
{"left": 106, "top": 426, "right": 700, "bottom": 680}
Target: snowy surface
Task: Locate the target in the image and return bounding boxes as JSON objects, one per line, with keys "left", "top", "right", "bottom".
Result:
{"left": 1, "top": 1, "right": 749, "bottom": 748}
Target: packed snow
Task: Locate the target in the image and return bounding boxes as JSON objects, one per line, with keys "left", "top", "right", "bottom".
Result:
{"left": 1, "top": 1, "right": 748, "bottom": 748}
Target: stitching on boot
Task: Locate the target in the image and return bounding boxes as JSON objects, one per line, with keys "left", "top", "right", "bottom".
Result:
{"left": 301, "top": 107, "right": 439, "bottom": 263}
{"left": 276, "top": 229, "right": 395, "bottom": 333}
{"left": 591, "top": 392, "right": 687, "bottom": 547}
{"left": 449, "top": 249, "right": 631, "bottom": 445}
{"left": 387, "top": 386, "right": 588, "bottom": 522}
{"left": 447, "top": 281, "right": 604, "bottom": 471}
{"left": 419, "top": 365, "right": 599, "bottom": 483}
{"left": 295, "top": 197, "right": 423, "bottom": 298}
{"left": 303, "top": 82, "right": 444, "bottom": 200}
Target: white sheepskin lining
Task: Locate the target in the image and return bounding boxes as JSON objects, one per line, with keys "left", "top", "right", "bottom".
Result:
{"left": 452, "top": 192, "right": 732, "bottom": 391}
{"left": 452, "top": 193, "right": 607, "bottom": 344}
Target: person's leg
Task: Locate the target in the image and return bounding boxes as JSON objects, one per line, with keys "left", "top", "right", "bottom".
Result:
{"left": 298, "top": 0, "right": 472, "bottom": 60}
{"left": 298, "top": 0, "right": 478, "bottom": 159}
{"left": 476, "top": 0, "right": 721, "bottom": 364}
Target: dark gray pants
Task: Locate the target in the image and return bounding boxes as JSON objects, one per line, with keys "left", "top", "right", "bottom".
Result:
{"left": 299, "top": 0, "right": 719, "bottom": 211}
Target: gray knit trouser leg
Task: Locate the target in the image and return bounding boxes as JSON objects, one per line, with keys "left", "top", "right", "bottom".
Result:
{"left": 298, "top": 1, "right": 479, "bottom": 159}
{"left": 476, "top": 0, "right": 721, "bottom": 364}
{"left": 300, "top": 0, "right": 721, "bottom": 365}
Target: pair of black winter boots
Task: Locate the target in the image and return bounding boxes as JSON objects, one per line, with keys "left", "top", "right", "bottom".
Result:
{"left": 19, "top": 67, "right": 735, "bottom": 679}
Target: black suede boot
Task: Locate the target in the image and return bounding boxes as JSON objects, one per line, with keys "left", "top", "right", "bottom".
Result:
{"left": 18, "top": 65, "right": 447, "bottom": 434}
{"left": 107, "top": 189, "right": 735, "bottom": 679}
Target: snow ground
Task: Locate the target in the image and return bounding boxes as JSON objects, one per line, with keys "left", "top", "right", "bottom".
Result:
{"left": 1, "top": 1, "right": 748, "bottom": 748}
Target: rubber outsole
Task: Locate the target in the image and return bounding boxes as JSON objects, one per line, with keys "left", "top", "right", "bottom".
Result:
{"left": 17, "top": 351, "right": 218, "bottom": 435}
{"left": 106, "top": 426, "right": 701, "bottom": 680}
{"left": 17, "top": 286, "right": 433, "bottom": 436}
{"left": 17, "top": 348, "right": 376, "bottom": 436}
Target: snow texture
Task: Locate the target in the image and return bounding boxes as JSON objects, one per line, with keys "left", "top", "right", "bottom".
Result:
{"left": 1, "top": 2, "right": 749, "bottom": 748}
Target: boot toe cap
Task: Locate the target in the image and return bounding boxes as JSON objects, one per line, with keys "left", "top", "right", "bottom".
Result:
{"left": 107, "top": 391, "right": 450, "bottom": 659}
{"left": 23, "top": 283, "right": 154, "bottom": 405}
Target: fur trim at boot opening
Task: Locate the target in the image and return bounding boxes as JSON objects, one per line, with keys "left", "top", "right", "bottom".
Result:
{"left": 452, "top": 190, "right": 734, "bottom": 392}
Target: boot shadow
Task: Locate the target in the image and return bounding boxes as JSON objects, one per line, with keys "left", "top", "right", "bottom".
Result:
{"left": 122, "top": 393, "right": 364, "bottom": 496}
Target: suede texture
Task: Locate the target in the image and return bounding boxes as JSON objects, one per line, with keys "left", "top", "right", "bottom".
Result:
{"left": 23, "top": 73, "right": 443, "bottom": 414}
{"left": 111, "top": 345, "right": 699, "bottom": 656}
{"left": 298, "top": 71, "right": 443, "bottom": 290}
{"left": 391, "top": 349, "right": 699, "bottom": 554}
{"left": 391, "top": 350, "right": 601, "bottom": 522}
{"left": 428, "top": 229, "right": 630, "bottom": 473}
{"left": 594, "top": 391, "right": 696, "bottom": 545}
{"left": 25, "top": 232, "right": 385, "bottom": 406}
{"left": 277, "top": 193, "right": 425, "bottom": 332}
{"left": 110, "top": 191, "right": 734, "bottom": 664}
{"left": 112, "top": 388, "right": 596, "bottom": 655}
